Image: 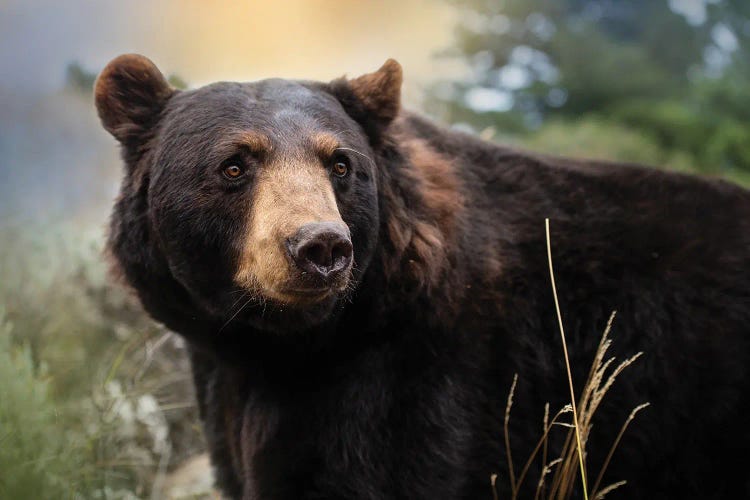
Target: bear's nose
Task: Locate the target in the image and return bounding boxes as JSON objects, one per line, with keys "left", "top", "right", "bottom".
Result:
{"left": 286, "top": 222, "right": 353, "bottom": 281}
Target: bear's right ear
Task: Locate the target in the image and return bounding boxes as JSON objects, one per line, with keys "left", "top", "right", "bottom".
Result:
{"left": 95, "top": 54, "right": 175, "bottom": 144}
{"left": 328, "top": 59, "right": 403, "bottom": 141}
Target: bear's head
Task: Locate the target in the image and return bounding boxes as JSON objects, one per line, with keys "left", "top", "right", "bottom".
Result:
{"left": 95, "top": 54, "right": 405, "bottom": 335}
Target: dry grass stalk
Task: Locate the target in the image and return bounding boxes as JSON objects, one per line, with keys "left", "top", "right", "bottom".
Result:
{"left": 538, "top": 403, "right": 550, "bottom": 500}
{"left": 535, "top": 458, "right": 563, "bottom": 500}
{"left": 514, "top": 405, "right": 572, "bottom": 497}
{"left": 545, "top": 218, "right": 588, "bottom": 500}
{"left": 593, "top": 480, "right": 627, "bottom": 499}
{"left": 590, "top": 403, "right": 650, "bottom": 495}
{"left": 541, "top": 403, "right": 550, "bottom": 471}
{"left": 504, "top": 373, "right": 519, "bottom": 493}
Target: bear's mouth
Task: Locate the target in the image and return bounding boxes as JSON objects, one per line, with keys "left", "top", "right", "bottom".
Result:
{"left": 265, "top": 285, "right": 338, "bottom": 305}
{"left": 285, "top": 287, "right": 331, "bottom": 295}
{"left": 281, "top": 287, "right": 332, "bottom": 300}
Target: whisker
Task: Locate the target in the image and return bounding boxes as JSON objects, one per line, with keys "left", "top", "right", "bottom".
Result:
{"left": 219, "top": 293, "right": 254, "bottom": 333}
{"left": 339, "top": 263, "right": 359, "bottom": 303}
{"left": 335, "top": 147, "right": 374, "bottom": 165}
{"left": 227, "top": 289, "right": 251, "bottom": 312}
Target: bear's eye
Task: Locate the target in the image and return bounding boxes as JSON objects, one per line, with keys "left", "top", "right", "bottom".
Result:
{"left": 331, "top": 157, "right": 350, "bottom": 178}
{"left": 222, "top": 164, "right": 245, "bottom": 179}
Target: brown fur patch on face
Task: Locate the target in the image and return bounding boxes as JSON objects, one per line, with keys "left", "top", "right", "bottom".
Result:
{"left": 234, "top": 157, "right": 344, "bottom": 302}
{"left": 381, "top": 135, "right": 465, "bottom": 289}
{"left": 210, "top": 131, "right": 273, "bottom": 169}
{"left": 235, "top": 131, "right": 273, "bottom": 153}
{"left": 309, "top": 133, "right": 340, "bottom": 158}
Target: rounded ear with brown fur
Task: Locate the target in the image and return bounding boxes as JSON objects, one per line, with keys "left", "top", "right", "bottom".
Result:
{"left": 94, "top": 54, "right": 175, "bottom": 145}
{"left": 329, "top": 59, "right": 403, "bottom": 141}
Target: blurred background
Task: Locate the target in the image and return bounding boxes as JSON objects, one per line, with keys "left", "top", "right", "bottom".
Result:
{"left": 1, "top": 0, "right": 749, "bottom": 498}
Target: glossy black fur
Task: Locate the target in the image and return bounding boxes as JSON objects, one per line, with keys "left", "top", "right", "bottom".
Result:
{"left": 103, "top": 64, "right": 750, "bottom": 499}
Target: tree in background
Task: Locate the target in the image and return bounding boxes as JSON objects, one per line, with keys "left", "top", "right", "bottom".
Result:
{"left": 426, "top": 0, "right": 750, "bottom": 180}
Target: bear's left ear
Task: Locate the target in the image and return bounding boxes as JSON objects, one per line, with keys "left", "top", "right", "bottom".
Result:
{"left": 95, "top": 54, "right": 176, "bottom": 146}
{"left": 329, "top": 59, "right": 403, "bottom": 139}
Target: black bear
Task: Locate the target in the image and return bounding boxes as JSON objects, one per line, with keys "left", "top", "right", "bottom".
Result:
{"left": 95, "top": 54, "right": 750, "bottom": 499}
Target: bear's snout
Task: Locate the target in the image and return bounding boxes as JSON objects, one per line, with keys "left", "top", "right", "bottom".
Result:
{"left": 286, "top": 222, "right": 353, "bottom": 286}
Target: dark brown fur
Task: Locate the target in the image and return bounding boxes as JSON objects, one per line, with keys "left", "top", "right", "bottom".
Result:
{"left": 97, "top": 54, "right": 750, "bottom": 499}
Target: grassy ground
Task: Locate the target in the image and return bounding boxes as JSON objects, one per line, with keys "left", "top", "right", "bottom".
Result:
{"left": 0, "top": 221, "right": 208, "bottom": 499}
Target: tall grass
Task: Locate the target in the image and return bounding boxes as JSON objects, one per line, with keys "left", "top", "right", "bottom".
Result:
{"left": 494, "top": 220, "right": 649, "bottom": 499}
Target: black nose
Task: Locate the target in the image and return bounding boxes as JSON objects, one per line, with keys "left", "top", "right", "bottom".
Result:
{"left": 286, "top": 222, "right": 353, "bottom": 281}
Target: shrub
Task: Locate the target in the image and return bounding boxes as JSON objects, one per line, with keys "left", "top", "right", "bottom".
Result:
{"left": 0, "top": 222, "right": 206, "bottom": 498}
{"left": 0, "top": 307, "right": 85, "bottom": 498}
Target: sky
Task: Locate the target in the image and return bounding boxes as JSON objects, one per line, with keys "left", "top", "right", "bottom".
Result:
{"left": 0, "top": 0, "right": 463, "bottom": 225}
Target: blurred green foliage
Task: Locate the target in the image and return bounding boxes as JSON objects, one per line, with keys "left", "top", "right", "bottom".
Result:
{"left": 0, "top": 308, "right": 84, "bottom": 499}
{"left": 0, "top": 224, "right": 206, "bottom": 499}
{"left": 426, "top": 0, "right": 750, "bottom": 184}
{"left": 508, "top": 117, "right": 694, "bottom": 172}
